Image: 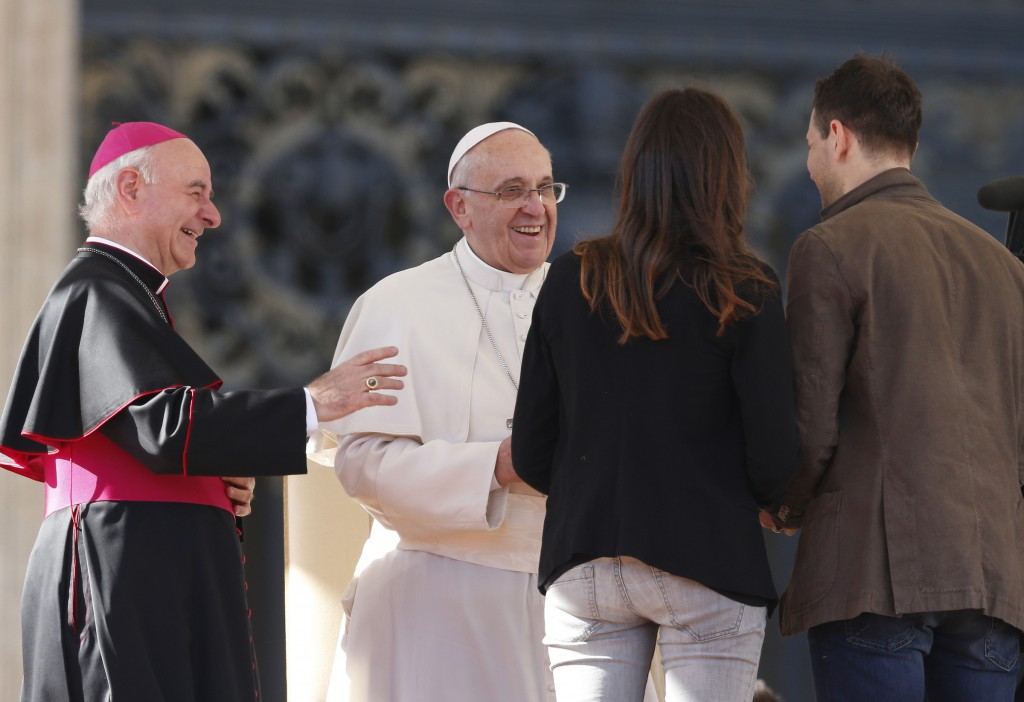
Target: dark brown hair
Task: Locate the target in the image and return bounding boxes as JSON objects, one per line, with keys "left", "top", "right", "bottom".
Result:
{"left": 575, "top": 87, "right": 776, "bottom": 342}
{"left": 812, "top": 53, "right": 921, "bottom": 161}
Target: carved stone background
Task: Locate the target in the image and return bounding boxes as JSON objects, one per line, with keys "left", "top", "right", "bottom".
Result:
{"left": 77, "top": 4, "right": 1024, "bottom": 700}
{"left": 80, "top": 41, "right": 1024, "bottom": 390}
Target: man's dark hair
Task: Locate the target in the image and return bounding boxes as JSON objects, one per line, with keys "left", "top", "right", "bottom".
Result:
{"left": 812, "top": 53, "right": 922, "bottom": 161}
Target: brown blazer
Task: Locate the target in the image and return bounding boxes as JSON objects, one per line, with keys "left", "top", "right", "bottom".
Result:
{"left": 779, "top": 168, "right": 1024, "bottom": 637}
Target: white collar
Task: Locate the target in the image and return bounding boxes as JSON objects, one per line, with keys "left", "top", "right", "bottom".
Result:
{"left": 456, "top": 238, "right": 543, "bottom": 294}
{"left": 85, "top": 236, "right": 170, "bottom": 293}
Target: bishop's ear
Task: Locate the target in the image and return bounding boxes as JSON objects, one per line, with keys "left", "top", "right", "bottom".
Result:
{"left": 114, "top": 168, "right": 143, "bottom": 210}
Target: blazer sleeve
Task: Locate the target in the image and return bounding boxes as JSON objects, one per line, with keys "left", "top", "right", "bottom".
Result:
{"left": 781, "top": 232, "right": 857, "bottom": 524}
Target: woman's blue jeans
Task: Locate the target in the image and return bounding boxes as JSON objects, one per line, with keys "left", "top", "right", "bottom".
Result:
{"left": 807, "top": 610, "right": 1021, "bottom": 702}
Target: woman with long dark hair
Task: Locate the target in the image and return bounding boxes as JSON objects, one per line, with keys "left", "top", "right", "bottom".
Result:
{"left": 511, "top": 88, "right": 798, "bottom": 701}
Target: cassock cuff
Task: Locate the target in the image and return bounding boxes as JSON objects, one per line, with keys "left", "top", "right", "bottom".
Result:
{"left": 303, "top": 388, "right": 317, "bottom": 436}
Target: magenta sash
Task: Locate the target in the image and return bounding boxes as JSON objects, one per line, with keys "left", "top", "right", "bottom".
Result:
{"left": 42, "top": 431, "right": 232, "bottom": 517}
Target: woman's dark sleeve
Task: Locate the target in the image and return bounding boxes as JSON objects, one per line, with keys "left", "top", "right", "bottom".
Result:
{"left": 511, "top": 289, "right": 561, "bottom": 495}
{"left": 730, "top": 285, "right": 800, "bottom": 510}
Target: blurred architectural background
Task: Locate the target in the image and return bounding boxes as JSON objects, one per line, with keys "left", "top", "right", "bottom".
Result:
{"left": 2, "top": 1, "right": 1022, "bottom": 700}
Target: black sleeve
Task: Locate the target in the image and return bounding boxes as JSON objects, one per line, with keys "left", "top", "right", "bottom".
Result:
{"left": 99, "top": 386, "right": 309, "bottom": 477}
{"left": 729, "top": 285, "right": 801, "bottom": 510}
{"left": 511, "top": 285, "right": 561, "bottom": 495}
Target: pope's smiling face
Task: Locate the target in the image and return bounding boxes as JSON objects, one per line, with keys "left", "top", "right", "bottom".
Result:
{"left": 446, "top": 129, "right": 557, "bottom": 274}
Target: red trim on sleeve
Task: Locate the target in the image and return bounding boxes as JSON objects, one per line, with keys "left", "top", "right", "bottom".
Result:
{"left": 22, "top": 386, "right": 189, "bottom": 447}
{"left": 16, "top": 379, "right": 223, "bottom": 478}
{"left": 182, "top": 387, "right": 197, "bottom": 476}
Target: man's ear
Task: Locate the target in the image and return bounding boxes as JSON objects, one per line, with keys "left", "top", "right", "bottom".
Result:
{"left": 443, "top": 188, "right": 470, "bottom": 228}
{"left": 114, "top": 168, "right": 143, "bottom": 213}
{"left": 831, "top": 120, "right": 854, "bottom": 162}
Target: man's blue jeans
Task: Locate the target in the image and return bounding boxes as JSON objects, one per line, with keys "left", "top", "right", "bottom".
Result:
{"left": 807, "top": 610, "right": 1020, "bottom": 702}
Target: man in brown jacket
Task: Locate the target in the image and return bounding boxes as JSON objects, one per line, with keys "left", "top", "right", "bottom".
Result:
{"left": 769, "top": 54, "right": 1024, "bottom": 701}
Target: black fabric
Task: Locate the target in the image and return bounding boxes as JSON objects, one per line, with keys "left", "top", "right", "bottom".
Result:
{"left": 0, "top": 244, "right": 308, "bottom": 478}
{"left": 4, "top": 244, "right": 311, "bottom": 700}
{"left": 1, "top": 247, "right": 219, "bottom": 458}
{"left": 20, "top": 502, "right": 259, "bottom": 702}
{"left": 100, "top": 385, "right": 309, "bottom": 477}
{"left": 511, "top": 252, "right": 800, "bottom": 611}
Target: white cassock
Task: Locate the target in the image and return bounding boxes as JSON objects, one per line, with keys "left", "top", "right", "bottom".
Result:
{"left": 313, "top": 237, "right": 553, "bottom": 702}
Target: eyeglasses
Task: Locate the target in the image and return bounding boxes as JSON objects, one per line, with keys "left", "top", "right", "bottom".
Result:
{"left": 456, "top": 183, "right": 568, "bottom": 208}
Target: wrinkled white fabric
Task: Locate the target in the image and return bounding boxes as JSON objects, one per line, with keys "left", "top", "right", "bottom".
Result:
{"left": 317, "top": 239, "right": 553, "bottom": 701}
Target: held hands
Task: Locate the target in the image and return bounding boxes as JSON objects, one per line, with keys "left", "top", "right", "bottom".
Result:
{"left": 221, "top": 476, "right": 256, "bottom": 517}
{"left": 759, "top": 509, "right": 799, "bottom": 536}
{"left": 308, "top": 346, "right": 407, "bottom": 423}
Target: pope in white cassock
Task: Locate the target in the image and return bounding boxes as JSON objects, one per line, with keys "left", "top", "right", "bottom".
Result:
{"left": 314, "top": 122, "right": 561, "bottom": 701}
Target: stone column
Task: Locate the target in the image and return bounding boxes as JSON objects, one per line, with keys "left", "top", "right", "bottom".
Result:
{"left": 0, "top": 0, "right": 78, "bottom": 696}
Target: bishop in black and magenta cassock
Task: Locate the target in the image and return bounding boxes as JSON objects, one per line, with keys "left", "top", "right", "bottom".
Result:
{"left": 0, "top": 121, "right": 404, "bottom": 702}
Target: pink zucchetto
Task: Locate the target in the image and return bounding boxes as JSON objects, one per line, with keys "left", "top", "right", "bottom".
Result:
{"left": 88, "top": 121, "right": 189, "bottom": 178}
{"left": 447, "top": 121, "right": 535, "bottom": 187}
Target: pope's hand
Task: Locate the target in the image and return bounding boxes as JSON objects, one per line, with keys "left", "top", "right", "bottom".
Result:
{"left": 494, "top": 436, "right": 521, "bottom": 486}
{"left": 308, "top": 346, "right": 407, "bottom": 422}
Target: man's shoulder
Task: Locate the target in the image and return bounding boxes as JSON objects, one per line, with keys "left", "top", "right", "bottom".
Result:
{"left": 39, "top": 254, "right": 140, "bottom": 318}
{"left": 360, "top": 251, "right": 455, "bottom": 299}
{"left": 345, "top": 251, "right": 464, "bottom": 332}
{"left": 795, "top": 193, "right": 911, "bottom": 252}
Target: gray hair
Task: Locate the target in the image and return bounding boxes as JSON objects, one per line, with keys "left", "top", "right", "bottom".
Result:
{"left": 448, "top": 148, "right": 481, "bottom": 190}
{"left": 79, "top": 146, "right": 159, "bottom": 233}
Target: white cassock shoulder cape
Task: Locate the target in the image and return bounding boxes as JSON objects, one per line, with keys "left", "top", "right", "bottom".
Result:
{"left": 322, "top": 246, "right": 522, "bottom": 443}
{"left": 311, "top": 239, "right": 548, "bottom": 571}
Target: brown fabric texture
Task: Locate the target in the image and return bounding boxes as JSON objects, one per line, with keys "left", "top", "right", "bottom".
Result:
{"left": 780, "top": 168, "right": 1024, "bottom": 637}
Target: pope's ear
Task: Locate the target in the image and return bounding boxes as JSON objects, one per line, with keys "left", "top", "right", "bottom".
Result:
{"left": 114, "top": 168, "right": 143, "bottom": 211}
{"left": 443, "top": 188, "right": 470, "bottom": 228}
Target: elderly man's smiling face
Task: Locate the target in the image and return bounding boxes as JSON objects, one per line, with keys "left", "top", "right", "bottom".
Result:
{"left": 134, "top": 139, "right": 222, "bottom": 276}
{"left": 446, "top": 129, "right": 557, "bottom": 274}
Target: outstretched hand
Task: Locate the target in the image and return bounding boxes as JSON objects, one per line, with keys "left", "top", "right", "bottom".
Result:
{"left": 308, "top": 345, "right": 407, "bottom": 423}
